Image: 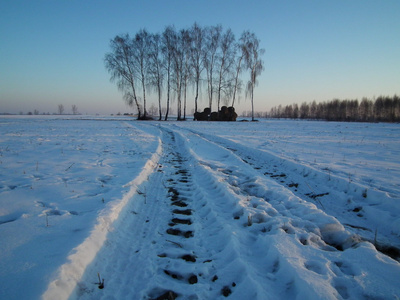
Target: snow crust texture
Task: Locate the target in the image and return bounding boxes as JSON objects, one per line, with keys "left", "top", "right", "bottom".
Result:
{"left": 0, "top": 116, "right": 399, "bottom": 299}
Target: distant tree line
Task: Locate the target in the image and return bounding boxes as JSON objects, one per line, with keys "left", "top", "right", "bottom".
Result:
{"left": 267, "top": 95, "right": 400, "bottom": 122}
{"left": 17, "top": 104, "right": 79, "bottom": 116}
{"left": 104, "top": 23, "right": 264, "bottom": 121}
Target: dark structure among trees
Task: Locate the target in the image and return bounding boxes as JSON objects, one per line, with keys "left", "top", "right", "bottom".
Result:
{"left": 194, "top": 106, "right": 237, "bottom": 121}
{"left": 267, "top": 95, "right": 400, "bottom": 123}
{"left": 104, "top": 24, "right": 264, "bottom": 120}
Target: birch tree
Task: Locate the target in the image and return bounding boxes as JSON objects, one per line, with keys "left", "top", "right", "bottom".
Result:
{"left": 104, "top": 34, "right": 141, "bottom": 118}
{"left": 148, "top": 33, "right": 164, "bottom": 120}
{"left": 58, "top": 104, "right": 64, "bottom": 115}
{"left": 189, "top": 23, "right": 205, "bottom": 114}
{"left": 242, "top": 31, "right": 265, "bottom": 121}
{"left": 180, "top": 29, "right": 192, "bottom": 120}
{"left": 72, "top": 105, "right": 78, "bottom": 115}
{"left": 204, "top": 25, "right": 222, "bottom": 111}
{"left": 216, "top": 28, "right": 235, "bottom": 111}
{"left": 162, "top": 26, "right": 175, "bottom": 120}
{"left": 231, "top": 36, "right": 246, "bottom": 107}
{"left": 170, "top": 28, "right": 184, "bottom": 120}
{"left": 133, "top": 29, "right": 151, "bottom": 119}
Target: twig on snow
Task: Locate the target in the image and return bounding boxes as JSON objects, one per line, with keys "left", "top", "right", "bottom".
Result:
{"left": 305, "top": 182, "right": 325, "bottom": 210}
{"left": 97, "top": 273, "right": 104, "bottom": 289}
{"left": 137, "top": 187, "right": 147, "bottom": 204}
{"left": 65, "top": 163, "right": 75, "bottom": 172}
{"left": 166, "top": 239, "right": 183, "bottom": 248}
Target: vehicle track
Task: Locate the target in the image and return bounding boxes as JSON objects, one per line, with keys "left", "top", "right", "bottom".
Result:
{"left": 179, "top": 126, "right": 400, "bottom": 257}
{"left": 72, "top": 125, "right": 268, "bottom": 299}
{"left": 70, "top": 123, "right": 399, "bottom": 300}
{"left": 166, "top": 125, "right": 400, "bottom": 299}
{"left": 144, "top": 126, "right": 272, "bottom": 299}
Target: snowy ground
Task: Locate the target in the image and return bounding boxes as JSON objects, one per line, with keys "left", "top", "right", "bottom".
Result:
{"left": 0, "top": 116, "right": 399, "bottom": 299}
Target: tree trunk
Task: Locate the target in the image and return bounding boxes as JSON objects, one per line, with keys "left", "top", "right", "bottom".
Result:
{"left": 165, "top": 63, "right": 171, "bottom": 121}
{"left": 183, "top": 81, "right": 187, "bottom": 120}
{"left": 158, "top": 83, "right": 162, "bottom": 121}
{"left": 251, "top": 83, "right": 254, "bottom": 121}
{"left": 165, "top": 79, "right": 170, "bottom": 121}
{"left": 194, "top": 75, "right": 199, "bottom": 113}
{"left": 232, "top": 56, "right": 242, "bottom": 107}
{"left": 217, "top": 76, "right": 222, "bottom": 112}
{"left": 141, "top": 73, "right": 147, "bottom": 118}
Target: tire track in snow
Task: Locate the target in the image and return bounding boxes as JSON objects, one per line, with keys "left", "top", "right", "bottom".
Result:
{"left": 176, "top": 130, "right": 348, "bottom": 298}
{"left": 171, "top": 126, "right": 400, "bottom": 299}
{"left": 164, "top": 127, "right": 343, "bottom": 299}
{"left": 144, "top": 126, "right": 265, "bottom": 299}
{"left": 181, "top": 126, "right": 400, "bottom": 258}
{"left": 67, "top": 125, "right": 264, "bottom": 299}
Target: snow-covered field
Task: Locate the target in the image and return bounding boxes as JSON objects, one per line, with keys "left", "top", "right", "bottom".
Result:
{"left": 1, "top": 116, "right": 399, "bottom": 299}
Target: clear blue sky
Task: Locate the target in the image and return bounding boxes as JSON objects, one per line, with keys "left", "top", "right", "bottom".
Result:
{"left": 1, "top": 0, "right": 399, "bottom": 115}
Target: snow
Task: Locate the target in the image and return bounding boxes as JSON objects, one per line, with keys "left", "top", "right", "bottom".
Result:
{"left": 0, "top": 116, "right": 399, "bottom": 299}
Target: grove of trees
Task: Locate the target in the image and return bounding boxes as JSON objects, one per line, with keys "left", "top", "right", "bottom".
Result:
{"left": 104, "top": 23, "right": 264, "bottom": 121}
{"left": 267, "top": 95, "right": 400, "bottom": 123}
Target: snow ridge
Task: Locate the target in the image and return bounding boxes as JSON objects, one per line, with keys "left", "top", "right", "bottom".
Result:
{"left": 183, "top": 125, "right": 400, "bottom": 251}
{"left": 42, "top": 135, "right": 162, "bottom": 300}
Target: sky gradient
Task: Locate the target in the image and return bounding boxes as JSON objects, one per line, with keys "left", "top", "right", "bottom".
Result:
{"left": 1, "top": 0, "right": 399, "bottom": 115}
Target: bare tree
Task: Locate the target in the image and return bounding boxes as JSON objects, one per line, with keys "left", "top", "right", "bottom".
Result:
{"left": 104, "top": 34, "right": 141, "bottom": 118}
{"left": 58, "top": 104, "right": 64, "bottom": 115}
{"left": 204, "top": 25, "right": 222, "bottom": 111}
{"left": 72, "top": 105, "right": 78, "bottom": 115}
{"left": 180, "top": 29, "right": 192, "bottom": 120}
{"left": 216, "top": 28, "right": 236, "bottom": 111}
{"left": 133, "top": 29, "right": 151, "bottom": 119}
{"left": 242, "top": 31, "right": 265, "bottom": 121}
{"left": 162, "top": 26, "right": 175, "bottom": 120}
{"left": 170, "top": 28, "right": 184, "bottom": 120}
{"left": 189, "top": 23, "right": 205, "bottom": 114}
{"left": 148, "top": 33, "right": 164, "bottom": 120}
{"left": 231, "top": 36, "right": 246, "bottom": 107}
